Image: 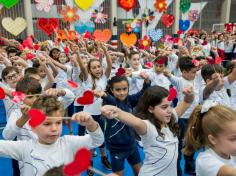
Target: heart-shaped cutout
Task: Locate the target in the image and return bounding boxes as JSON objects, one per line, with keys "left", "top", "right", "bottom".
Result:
{"left": 74, "top": 21, "right": 95, "bottom": 34}
{"left": 207, "top": 57, "right": 215, "bottom": 65}
{"left": 148, "top": 28, "right": 163, "bottom": 42}
{"left": 22, "top": 37, "right": 33, "bottom": 49}
{"left": 28, "top": 109, "right": 46, "bottom": 128}
{"left": 115, "top": 68, "right": 126, "bottom": 77}
{"left": 93, "top": 29, "right": 112, "bottom": 43}
{"left": 0, "top": 0, "right": 19, "bottom": 8}
{"left": 74, "top": 0, "right": 94, "bottom": 11}
{"left": 161, "top": 14, "right": 175, "bottom": 28}
{"left": 179, "top": 20, "right": 190, "bottom": 32}
{"left": 215, "top": 57, "right": 222, "bottom": 65}
{"left": 0, "top": 87, "right": 5, "bottom": 99}
{"left": 118, "top": 0, "right": 136, "bottom": 12}
{"left": 168, "top": 87, "right": 177, "bottom": 101}
{"left": 192, "top": 59, "right": 199, "bottom": 67}
{"left": 76, "top": 90, "right": 94, "bottom": 105}
{"left": 144, "top": 62, "right": 153, "bottom": 69}
{"left": 37, "top": 18, "right": 59, "bottom": 36}
{"left": 120, "top": 33, "right": 137, "bottom": 48}
{"left": 2, "top": 17, "right": 27, "bottom": 36}
{"left": 67, "top": 80, "right": 78, "bottom": 88}
{"left": 12, "top": 91, "right": 26, "bottom": 103}
{"left": 63, "top": 148, "right": 91, "bottom": 176}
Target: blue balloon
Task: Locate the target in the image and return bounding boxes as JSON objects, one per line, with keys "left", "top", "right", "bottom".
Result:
{"left": 74, "top": 21, "right": 95, "bottom": 34}
{"left": 179, "top": 20, "right": 190, "bottom": 32}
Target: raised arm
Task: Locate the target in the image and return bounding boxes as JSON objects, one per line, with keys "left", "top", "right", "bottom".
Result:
{"left": 100, "top": 43, "right": 112, "bottom": 78}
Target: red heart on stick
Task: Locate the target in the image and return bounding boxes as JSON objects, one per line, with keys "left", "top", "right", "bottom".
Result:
{"left": 63, "top": 148, "right": 91, "bottom": 176}
{"left": 161, "top": 14, "right": 175, "bottom": 28}
{"left": 28, "top": 109, "right": 46, "bottom": 128}
{"left": 76, "top": 91, "right": 94, "bottom": 105}
{"left": 12, "top": 91, "right": 26, "bottom": 103}
{"left": 26, "top": 53, "right": 35, "bottom": 60}
{"left": 37, "top": 18, "right": 59, "bottom": 36}
{"left": 215, "top": 57, "right": 222, "bottom": 64}
{"left": 168, "top": 87, "right": 177, "bottom": 101}
{"left": 144, "top": 62, "right": 153, "bottom": 69}
{"left": 207, "top": 57, "right": 215, "bottom": 65}
{"left": 0, "top": 87, "right": 5, "bottom": 99}
{"left": 115, "top": 68, "right": 126, "bottom": 77}
{"left": 67, "top": 80, "right": 78, "bottom": 88}
{"left": 22, "top": 37, "right": 33, "bottom": 49}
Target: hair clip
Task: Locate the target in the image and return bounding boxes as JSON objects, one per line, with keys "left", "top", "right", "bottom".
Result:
{"left": 201, "top": 100, "right": 218, "bottom": 114}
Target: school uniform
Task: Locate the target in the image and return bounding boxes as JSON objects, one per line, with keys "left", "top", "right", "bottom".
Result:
{"left": 0, "top": 127, "right": 104, "bottom": 176}
{"left": 147, "top": 70, "right": 171, "bottom": 90}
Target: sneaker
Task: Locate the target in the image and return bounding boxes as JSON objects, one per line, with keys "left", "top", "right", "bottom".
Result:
{"left": 87, "top": 161, "right": 94, "bottom": 176}
{"left": 101, "top": 156, "right": 112, "bottom": 170}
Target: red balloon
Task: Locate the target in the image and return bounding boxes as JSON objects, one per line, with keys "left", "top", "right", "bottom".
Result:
{"left": 118, "top": 0, "right": 136, "bottom": 12}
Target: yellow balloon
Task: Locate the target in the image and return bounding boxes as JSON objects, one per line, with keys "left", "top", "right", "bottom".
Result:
{"left": 74, "top": 0, "right": 94, "bottom": 11}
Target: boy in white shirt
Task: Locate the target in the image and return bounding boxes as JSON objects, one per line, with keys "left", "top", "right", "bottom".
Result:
{"left": 0, "top": 95, "right": 104, "bottom": 176}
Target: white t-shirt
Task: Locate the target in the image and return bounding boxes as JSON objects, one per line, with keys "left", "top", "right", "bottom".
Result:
{"left": 230, "top": 81, "right": 236, "bottom": 110}
{"left": 83, "top": 74, "right": 108, "bottom": 115}
{"left": 147, "top": 71, "right": 170, "bottom": 90}
{"left": 55, "top": 63, "right": 73, "bottom": 89}
{"left": 139, "top": 120, "right": 178, "bottom": 176}
{"left": 196, "top": 148, "right": 236, "bottom": 176}
{"left": 0, "top": 127, "right": 104, "bottom": 176}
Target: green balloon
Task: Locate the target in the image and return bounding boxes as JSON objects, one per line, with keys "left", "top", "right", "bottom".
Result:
{"left": 180, "top": 0, "right": 191, "bottom": 14}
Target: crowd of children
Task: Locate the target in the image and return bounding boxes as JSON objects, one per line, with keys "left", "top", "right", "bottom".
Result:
{"left": 0, "top": 29, "right": 235, "bottom": 176}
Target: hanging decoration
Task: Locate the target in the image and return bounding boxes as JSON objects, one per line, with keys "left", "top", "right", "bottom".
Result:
{"left": 179, "top": 19, "right": 190, "bottom": 32}
{"left": 224, "top": 23, "right": 236, "bottom": 33}
{"left": 74, "top": 20, "right": 95, "bottom": 34}
{"left": 154, "top": 0, "right": 167, "bottom": 13}
{"left": 180, "top": 0, "right": 191, "bottom": 14}
{"left": 74, "top": 0, "right": 94, "bottom": 11}
{"left": 118, "top": 0, "right": 136, "bottom": 12}
{"left": 188, "top": 10, "right": 199, "bottom": 22}
{"left": 0, "top": 0, "right": 19, "bottom": 8}
{"left": 142, "top": 8, "right": 155, "bottom": 27}
{"left": 92, "top": 6, "right": 108, "bottom": 24}
{"left": 60, "top": 6, "right": 79, "bottom": 24}
{"left": 93, "top": 29, "right": 112, "bottom": 42}
{"left": 125, "top": 18, "right": 141, "bottom": 33}
{"left": 120, "top": 33, "right": 137, "bottom": 48}
{"left": 139, "top": 35, "right": 151, "bottom": 51}
{"left": 2, "top": 17, "right": 27, "bottom": 36}
{"left": 161, "top": 13, "right": 175, "bottom": 28}
{"left": 148, "top": 28, "right": 163, "bottom": 42}
{"left": 35, "top": 0, "right": 54, "bottom": 12}
{"left": 37, "top": 18, "right": 59, "bottom": 36}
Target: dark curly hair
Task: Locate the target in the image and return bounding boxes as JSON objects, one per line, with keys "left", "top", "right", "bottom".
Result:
{"left": 135, "top": 86, "right": 179, "bottom": 138}
{"left": 31, "top": 95, "right": 65, "bottom": 116}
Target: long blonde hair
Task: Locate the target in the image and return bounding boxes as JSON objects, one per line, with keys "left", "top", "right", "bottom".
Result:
{"left": 183, "top": 105, "right": 236, "bottom": 155}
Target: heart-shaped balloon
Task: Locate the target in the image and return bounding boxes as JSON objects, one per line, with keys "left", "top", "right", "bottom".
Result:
{"left": 120, "top": 33, "right": 137, "bottom": 48}
{"left": 118, "top": 0, "right": 136, "bottom": 12}
{"left": 67, "top": 80, "right": 78, "bottom": 88}
{"left": 115, "top": 68, "right": 126, "bottom": 77}
{"left": 2, "top": 17, "right": 27, "bottom": 36}
{"left": 0, "top": 0, "right": 19, "bottom": 8}
{"left": 0, "top": 87, "right": 5, "bottom": 99}
{"left": 28, "top": 109, "right": 46, "bottom": 128}
{"left": 37, "top": 18, "right": 59, "bottom": 36}
{"left": 168, "top": 87, "right": 177, "bottom": 101}
{"left": 76, "top": 90, "right": 94, "bottom": 105}
{"left": 93, "top": 29, "right": 112, "bottom": 42}
{"left": 179, "top": 20, "right": 190, "bottom": 32}
{"left": 161, "top": 14, "right": 175, "bottom": 28}
{"left": 63, "top": 148, "right": 91, "bottom": 176}
{"left": 74, "top": 0, "right": 94, "bottom": 11}
{"left": 148, "top": 28, "right": 163, "bottom": 42}
{"left": 74, "top": 21, "right": 95, "bottom": 34}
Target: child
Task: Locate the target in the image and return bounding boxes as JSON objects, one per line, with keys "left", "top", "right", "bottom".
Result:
{"left": 101, "top": 85, "right": 194, "bottom": 176}
{"left": 94, "top": 75, "right": 151, "bottom": 176}
{"left": 0, "top": 95, "right": 104, "bottom": 176}
{"left": 184, "top": 104, "right": 236, "bottom": 176}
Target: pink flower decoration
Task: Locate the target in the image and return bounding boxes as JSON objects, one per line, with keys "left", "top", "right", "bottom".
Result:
{"left": 35, "top": 0, "right": 54, "bottom": 12}
{"left": 92, "top": 7, "right": 108, "bottom": 24}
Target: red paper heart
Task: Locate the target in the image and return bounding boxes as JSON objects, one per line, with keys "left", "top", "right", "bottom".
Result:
{"left": 63, "top": 148, "right": 91, "bottom": 176}
{"left": 118, "top": 0, "right": 136, "bottom": 12}
{"left": 18, "top": 44, "right": 24, "bottom": 50}
{"left": 115, "top": 68, "right": 126, "bottom": 77}
{"left": 201, "top": 41, "right": 207, "bottom": 46}
{"left": 22, "top": 37, "right": 33, "bottom": 49}
{"left": 207, "top": 57, "right": 215, "bottom": 65}
{"left": 12, "top": 91, "right": 26, "bottom": 103}
{"left": 192, "top": 59, "right": 199, "bottom": 67}
{"left": 156, "top": 56, "right": 167, "bottom": 65}
{"left": 161, "top": 14, "right": 175, "bottom": 28}
{"left": 37, "top": 18, "right": 59, "bottom": 36}
{"left": 67, "top": 80, "right": 78, "bottom": 88}
{"left": 144, "top": 62, "right": 153, "bottom": 69}
{"left": 28, "top": 109, "right": 46, "bottom": 128}
{"left": 26, "top": 53, "right": 35, "bottom": 60}
{"left": 168, "top": 87, "right": 177, "bottom": 101}
{"left": 34, "top": 44, "right": 40, "bottom": 50}
{"left": 64, "top": 46, "right": 70, "bottom": 54}
{"left": 76, "top": 90, "right": 94, "bottom": 105}
{"left": 177, "top": 30, "right": 183, "bottom": 35}
{"left": 215, "top": 57, "right": 222, "bottom": 64}
{"left": 0, "top": 87, "right": 5, "bottom": 99}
